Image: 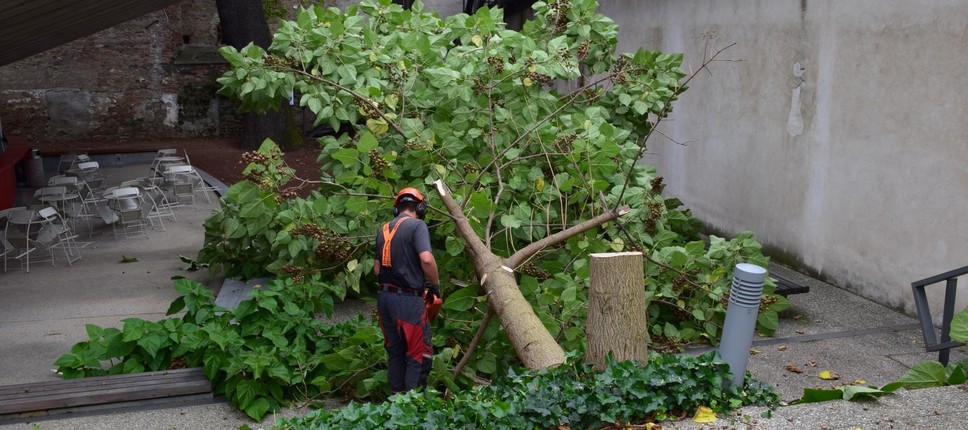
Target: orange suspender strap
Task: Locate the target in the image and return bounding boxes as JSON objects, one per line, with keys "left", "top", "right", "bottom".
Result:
{"left": 381, "top": 215, "right": 411, "bottom": 268}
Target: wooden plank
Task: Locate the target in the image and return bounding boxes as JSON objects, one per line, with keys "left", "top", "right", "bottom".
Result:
{"left": 0, "top": 368, "right": 212, "bottom": 415}
{"left": 0, "top": 380, "right": 211, "bottom": 414}
{"left": 0, "top": 372, "right": 208, "bottom": 402}
{"left": 0, "top": 368, "right": 205, "bottom": 397}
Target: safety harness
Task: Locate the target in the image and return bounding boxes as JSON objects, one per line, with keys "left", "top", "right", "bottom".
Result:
{"left": 381, "top": 214, "right": 412, "bottom": 269}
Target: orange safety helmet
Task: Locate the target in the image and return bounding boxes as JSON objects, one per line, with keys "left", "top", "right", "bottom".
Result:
{"left": 393, "top": 187, "right": 427, "bottom": 218}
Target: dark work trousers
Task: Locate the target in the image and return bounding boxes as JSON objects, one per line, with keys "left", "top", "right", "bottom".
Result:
{"left": 377, "top": 291, "right": 433, "bottom": 393}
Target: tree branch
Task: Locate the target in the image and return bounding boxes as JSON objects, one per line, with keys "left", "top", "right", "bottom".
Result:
{"left": 469, "top": 74, "right": 612, "bottom": 193}
{"left": 287, "top": 67, "right": 407, "bottom": 138}
{"left": 433, "top": 180, "right": 490, "bottom": 258}
{"left": 452, "top": 308, "right": 494, "bottom": 377}
{"left": 507, "top": 205, "right": 631, "bottom": 269}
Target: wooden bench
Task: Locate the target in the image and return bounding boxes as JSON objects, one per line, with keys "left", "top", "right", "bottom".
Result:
{"left": 771, "top": 271, "right": 810, "bottom": 296}
{"left": 0, "top": 368, "right": 212, "bottom": 417}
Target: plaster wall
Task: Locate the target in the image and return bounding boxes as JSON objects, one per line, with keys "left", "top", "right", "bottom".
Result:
{"left": 598, "top": 0, "right": 968, "bottom": 318}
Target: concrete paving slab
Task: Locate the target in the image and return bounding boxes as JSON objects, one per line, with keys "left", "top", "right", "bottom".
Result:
{"left": 1, "top": 163, "right": 222, "bottom": 387}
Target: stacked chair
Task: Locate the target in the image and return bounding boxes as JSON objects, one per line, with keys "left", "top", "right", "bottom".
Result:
{"left": 164, "top": 164, "right": 197, "bottom": 207}
{"left": 106, "top": 187, "right": 148, "bottom": 240}
{"left": 1, "top": 206, "right": 79, "bottom": 272}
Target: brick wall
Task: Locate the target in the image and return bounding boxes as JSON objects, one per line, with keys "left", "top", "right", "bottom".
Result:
{"left": 0, "top": 0, "right": 240, "bottom": 144}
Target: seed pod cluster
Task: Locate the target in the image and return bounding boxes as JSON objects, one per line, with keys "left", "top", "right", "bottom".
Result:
{"left": 650, "top": 176, "right": 664, "bottom": 194}
{"left": 273, "top": 188, "right": 299, "bottom": 205}
{"left": 462, "top": 162, "right": 479, "bottom": 174}
{"left": 242, "top": 150, "right": 271, "bottom": 165}
{"left": 759, "top": 294, "right": 779, "bottom": 312}
{"left": 486, "top": 56, "right": 505, "bottom": 73}
{"left": 369, "top": 149, "right": 391, "bottom": 177}
{"left": 169, "top": 357, "right": 187, "bottom": 369}
{"left": 293, "top": 224, "right": 353, "bottom": 262}
{"left": 405, "top": 140, "right": 427, "bottom": 151}
{"left": 555, "top": 133, "right": 578, "bottom": 151}
{"left": 519, "top": 262, "right": 551, "bottom": 280}
{"left": 280, "top": 264, "right": 309, "bottom": 283}
{"left": 645, "top": 200, "right": 664, "bottom": 231}
{"left": 473, "top": 76, "right": 487, "bottom": 94}
{"left": 548, "top": 0, "right": 572, "bottom": 32}
{"left": 356, "top": 97, "right": 380, "bottom": 119}
{"left": 525, "top": 71, "right": 553, "bottom": 87}
{"left": 577, "top": 41, "right": 590, "bottom": 61}
{"left": 611, "top": 57, "right": 631, "bottom": 85}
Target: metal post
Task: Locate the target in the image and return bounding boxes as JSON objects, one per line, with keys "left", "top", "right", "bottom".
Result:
{"left": 939, "top": 278, "right": 958, "bottom": 365}
{"left": 719, "top": 263, "right": 766, "bottom": 388}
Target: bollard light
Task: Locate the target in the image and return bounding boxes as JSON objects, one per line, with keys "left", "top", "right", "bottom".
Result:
{"left": 719, "top": 263, "right": 766, "bottom": 388}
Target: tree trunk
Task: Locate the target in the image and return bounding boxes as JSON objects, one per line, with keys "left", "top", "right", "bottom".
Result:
{"left": 434, "top": 181, "right": 630, "bottom": 369}
{"left": 477, "top": 253, "right": 567, "bottom": 369}
{"left": 216, "top": 0, "right": 301, "bottom": 150}
{"left": 585, "top": 252, "right": 649, "bottom": 370}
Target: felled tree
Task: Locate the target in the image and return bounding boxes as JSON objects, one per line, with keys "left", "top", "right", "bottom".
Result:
{"left": 214, "top": 0, "right": 775, "bottom": 370}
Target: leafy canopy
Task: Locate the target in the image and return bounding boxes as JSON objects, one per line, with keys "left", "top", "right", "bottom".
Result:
{"left": 212, "top": 0, "right": 785, "bottom": 345}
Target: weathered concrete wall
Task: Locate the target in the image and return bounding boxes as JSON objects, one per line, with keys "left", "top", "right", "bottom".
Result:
{"left": 599, "top": 0, "right": 968, "bottom": 317}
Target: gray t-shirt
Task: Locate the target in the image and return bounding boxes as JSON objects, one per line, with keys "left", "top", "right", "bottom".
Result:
{"left": 375, "top": 214, "right": 432, "bottom": 290}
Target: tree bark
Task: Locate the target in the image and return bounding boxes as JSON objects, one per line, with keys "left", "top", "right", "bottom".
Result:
{"left": 216, "top": 0, "right": 301, "bottom": 150}
{"left": 585, "top": 252, "right": 649, "bottom": 370}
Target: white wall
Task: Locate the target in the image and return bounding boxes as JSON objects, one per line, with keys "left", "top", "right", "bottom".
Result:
{"left": 598, "top": 0, "right": 968, "bottom": 317}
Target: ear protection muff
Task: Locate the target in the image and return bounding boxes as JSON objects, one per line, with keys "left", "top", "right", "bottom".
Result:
{"left": 394, "top": 187, "right": 427, "bottom": 219}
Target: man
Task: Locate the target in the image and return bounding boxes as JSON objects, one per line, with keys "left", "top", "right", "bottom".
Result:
{"left": 373, "top": 187, "right": 441, "bottom": 393}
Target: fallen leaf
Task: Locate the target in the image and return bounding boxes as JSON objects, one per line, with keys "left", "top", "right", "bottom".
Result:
{"left": 778, "top": 345, "right": 788, "bottom": 351}
{"left": 784, "top": 364, "right": 803, "bottom": 374}
{"left": 819, "top": 370, "right": 840, "bottom": 380}
{"left": 120, "top": 255, "right": 138, "bottom": 263}
{"left": 750, "top": 348, "right": 762, "bottom": 355}
{"left": 795, "top": 329, "right": 805, "bottom": 334}
{"left": 645, "top": 424, "right": 662, "bottom": 430}
{"left": 853, "top": 379, "right": 867, "bottom": 385}
{"left": 692, "top": 406, "right": 717, "bottom": 423}
{"left": 793, "top": 314, "right": 803, "bottom": 320}
{"left": 807, "top": 360, "right": 818, "bottom": 367}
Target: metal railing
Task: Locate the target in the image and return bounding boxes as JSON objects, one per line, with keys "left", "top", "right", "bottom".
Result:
{"left": 912, "top": 265, "right": 968, "bottom": 365}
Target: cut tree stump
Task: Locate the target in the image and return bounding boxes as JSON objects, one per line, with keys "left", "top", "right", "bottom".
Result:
{"left": 585, "top": 251, "right": 649, "bottom": 370}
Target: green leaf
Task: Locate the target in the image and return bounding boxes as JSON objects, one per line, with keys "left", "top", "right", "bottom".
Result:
{"left": 895, "top": 361, "right": 947, "bottom": 389}
{"left": 561, "top": 286, "right": 577, "bottom": 303}
{"left": 947, "top": 363, "right": 968, "bottom": 385}
{"left": 445, "top": 236, "right": 465, "bottom": 256}
{"left": 442, "top": 287, "right": 478, "bottom": 312}
{"left": 476, "top": 352, "right": 497, "bottom": 374}
{"left": 841, "top": 385, "right": 887, "bottom": 401}
{"left": 166, "top": 296, "right": 186, "bottom": 315}
{"left": 500, "top": 214, "right": 522, "bottom": 229}
{"left": 948, "top": 306, "right": 968, "bottom": 343}
{"left": 331, "top": 148, "right": 360, "bottom": 167}
{"left": 244, "top": 398, "right": 272, "bottom": 421}
{"left": 794, "top": 388, "right": 845, "bottom": 404}
{"left": 356, "top": 131, "right": 379, "bottom": 153}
